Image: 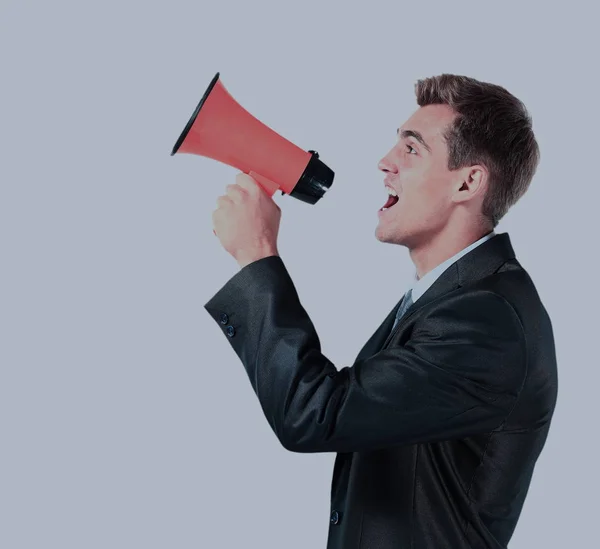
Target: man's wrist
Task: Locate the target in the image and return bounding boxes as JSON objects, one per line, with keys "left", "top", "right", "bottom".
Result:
{"left": 236, "top": 248, "right": 279, "bottom": 269}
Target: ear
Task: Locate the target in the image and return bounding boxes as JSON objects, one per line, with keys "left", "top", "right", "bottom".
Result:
{"left": 452, "top": 165, "right": 488, "bottom": 203}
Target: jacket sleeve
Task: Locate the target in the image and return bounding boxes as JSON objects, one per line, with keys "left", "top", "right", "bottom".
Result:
{"left": 204, "top": 255, "right": 527, "bottom": 453}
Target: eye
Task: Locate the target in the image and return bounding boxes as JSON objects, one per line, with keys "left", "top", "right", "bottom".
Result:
{"left": 406, "top": 144, "right": 417, "bottom": 155}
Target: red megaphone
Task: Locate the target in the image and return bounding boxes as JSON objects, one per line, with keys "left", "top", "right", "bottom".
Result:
{"left": 171, "top": 72, "right": 334, "bottom": 205}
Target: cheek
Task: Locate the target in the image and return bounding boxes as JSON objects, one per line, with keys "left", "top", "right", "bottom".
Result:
{"left": 399, "top": 167, "right": 448, "bottom": 215}
{"left": 397, "top": 160, "right": 430, "bottom": 198}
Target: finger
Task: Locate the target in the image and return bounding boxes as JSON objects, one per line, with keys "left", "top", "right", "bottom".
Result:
{"left": 225, "top": 183, "right": 240, "bottom": 195}
{"left": 236, "top": 173, "right": 260, "bottom": 193}
{"left": 216, "top": 195, "right": 231, "bottom": 207}
{"left": 225, "top": 183, "right": 247, "bottom": 202}
{"left": 235, "top": 172, "right": 251, "bottom": 185}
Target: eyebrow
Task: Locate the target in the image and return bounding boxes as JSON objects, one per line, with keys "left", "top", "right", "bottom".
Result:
{"left": 397, "top": 128, "right": 432, "bottom": 153}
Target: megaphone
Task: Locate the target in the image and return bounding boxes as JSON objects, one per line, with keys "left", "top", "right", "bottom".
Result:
{"left": 171, "top": 73, "right": 334, "bottom": 205}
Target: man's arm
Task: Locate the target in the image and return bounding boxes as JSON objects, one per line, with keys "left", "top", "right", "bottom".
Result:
{"left": 204, "top": 256, "right": 527, "bottom": 453}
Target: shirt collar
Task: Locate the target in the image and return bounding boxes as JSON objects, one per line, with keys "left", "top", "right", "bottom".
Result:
{"left": 409, "top": 231, "right": 496, "bottom": 303}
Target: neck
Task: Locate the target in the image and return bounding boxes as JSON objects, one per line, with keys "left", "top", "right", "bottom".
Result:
{"left": 409, "top": 223, "right": 493, "bottom": 280}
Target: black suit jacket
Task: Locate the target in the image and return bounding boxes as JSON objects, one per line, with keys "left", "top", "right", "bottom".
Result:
{"left": 204, "top": 232, "right": 558, "bottom": 548}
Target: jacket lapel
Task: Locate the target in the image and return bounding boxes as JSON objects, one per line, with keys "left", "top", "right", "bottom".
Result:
{"left": 354, "top": 304, "right": 400, "bottom": 362}
{"left": 355, "top": 232, "right": 517, "bottom": 359}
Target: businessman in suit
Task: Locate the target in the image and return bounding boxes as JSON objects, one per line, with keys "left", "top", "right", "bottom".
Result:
{"left": 205, "top": 74, "right": 558, "bottom": 548}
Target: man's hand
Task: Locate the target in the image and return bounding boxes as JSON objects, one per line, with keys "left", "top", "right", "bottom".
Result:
{"left": 212, "top": 173, "right": 281, "bottom": 269}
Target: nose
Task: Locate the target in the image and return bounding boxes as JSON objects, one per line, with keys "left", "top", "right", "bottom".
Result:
{"left": 378, "top": 155, "right": 397, "bottom": 174}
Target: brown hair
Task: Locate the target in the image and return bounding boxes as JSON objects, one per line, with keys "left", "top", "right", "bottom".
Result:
{"left": 415, "top": 74, "right": 540, "bottom": 228}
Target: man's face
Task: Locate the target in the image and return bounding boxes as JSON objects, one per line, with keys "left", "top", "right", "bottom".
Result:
{"left": 375, "top": 104, "right": 459, "bottom": 247}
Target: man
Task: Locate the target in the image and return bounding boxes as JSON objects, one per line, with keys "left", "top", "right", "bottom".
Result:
{"left": 204, "top": 74, "right": 558, "bottom": 549}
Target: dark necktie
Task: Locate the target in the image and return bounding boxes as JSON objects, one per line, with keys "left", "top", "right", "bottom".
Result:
{"left": 391, "top": 289, "right": 413, "bottom": 331}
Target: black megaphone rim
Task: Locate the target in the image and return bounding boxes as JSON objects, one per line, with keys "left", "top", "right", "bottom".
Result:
{"left": 171, "top": 72, "right": 221, "bottom": 156}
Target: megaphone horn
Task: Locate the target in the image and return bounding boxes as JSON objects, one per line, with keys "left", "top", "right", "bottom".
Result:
{"left": 171, "top": 72, "right": 334, "bottom": 205}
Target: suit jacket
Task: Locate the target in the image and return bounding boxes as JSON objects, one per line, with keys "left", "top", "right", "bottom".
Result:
{"left": 204, "top": 232, "right": 558, "bottom": 549}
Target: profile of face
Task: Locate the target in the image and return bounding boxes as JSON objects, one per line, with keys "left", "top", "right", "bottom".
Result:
{"left": 375, "top": 104, "right": 483, "bottom": 248}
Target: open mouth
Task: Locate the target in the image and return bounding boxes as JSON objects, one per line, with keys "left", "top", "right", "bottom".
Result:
{"left": 380, "top": 193, "right": 399, "bottom": 212}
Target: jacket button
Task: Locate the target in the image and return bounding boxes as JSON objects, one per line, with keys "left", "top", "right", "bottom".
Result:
{"left": 226, "top": 325, "right": 235, "bottom": 337}
{"left": 330, "top": 510, "right": 340, "bottom": 525}
{"left": 219, "top": 313, "right": 229, "bottom": 325}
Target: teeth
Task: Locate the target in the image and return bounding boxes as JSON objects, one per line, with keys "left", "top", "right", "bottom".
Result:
{"left": 386, "top": 186, "right": 398, "bottom": 197}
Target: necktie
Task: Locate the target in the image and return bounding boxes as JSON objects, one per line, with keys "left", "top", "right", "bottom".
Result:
{"left": 391, "top": 288, "right": 413, "bottom": 331}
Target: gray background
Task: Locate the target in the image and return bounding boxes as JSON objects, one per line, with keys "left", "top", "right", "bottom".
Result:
{"left": 1, "top": 1, "right": 598, "bottom": 547}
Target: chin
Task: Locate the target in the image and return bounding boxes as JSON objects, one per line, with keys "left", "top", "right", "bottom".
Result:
{"left": 376, "top": 224, "right": 405, "bottom": 245}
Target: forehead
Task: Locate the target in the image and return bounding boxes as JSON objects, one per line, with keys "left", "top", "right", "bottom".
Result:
{"left": 400, "top": 104, "right": 456, "bottom": 146}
